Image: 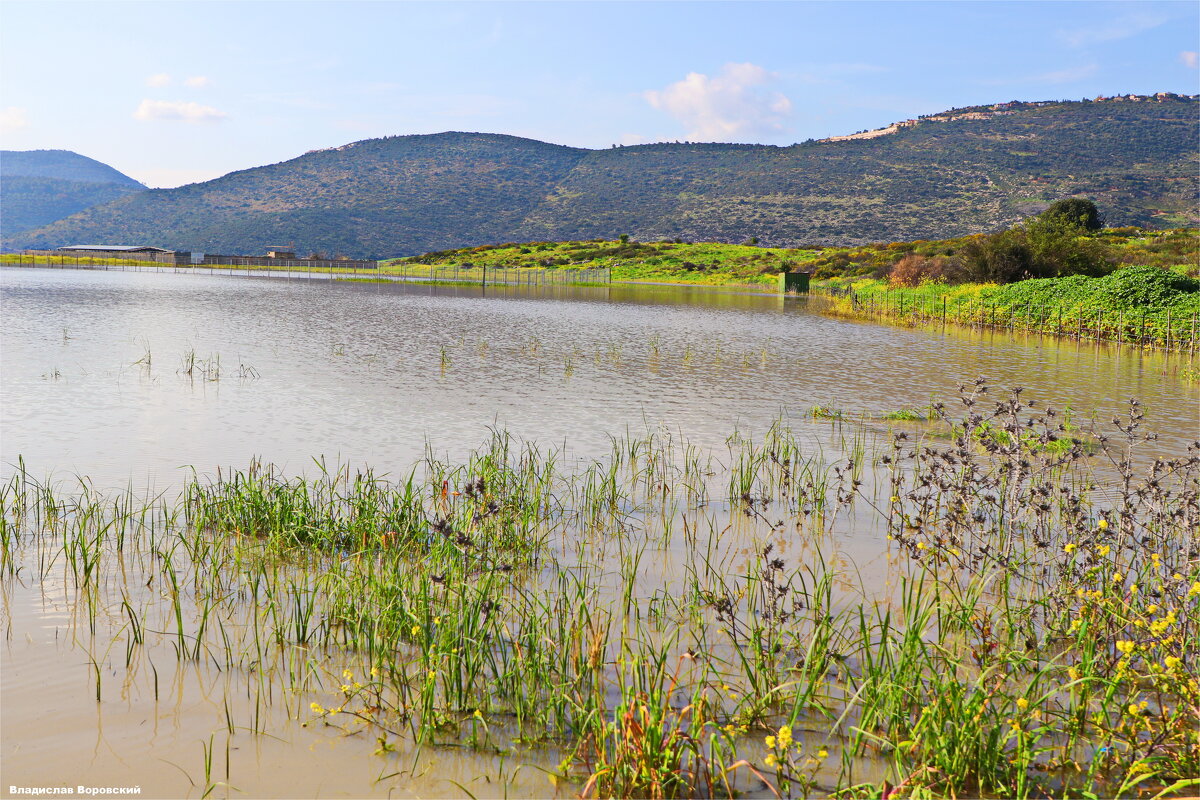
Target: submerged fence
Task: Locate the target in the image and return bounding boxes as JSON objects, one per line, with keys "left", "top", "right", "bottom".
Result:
{"left": 1, "top": 255, "right": 612, "bottom": 287}
{"left": 386, "top": 263, "right": 611, "bottom": 286}
{"left": 812, "top": 288, "right": 1198, "bottom": 352}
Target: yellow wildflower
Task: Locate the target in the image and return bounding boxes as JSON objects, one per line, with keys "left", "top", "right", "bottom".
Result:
{"left": 1165, "top": 656, "right": 1181, "bottom": 670}
{"left": 1064, "top": 543, "right": 1077, "bottom": 554}
{"left": 1188, "top": 581, "right": 1200, "bottom": 598}
{"left": 890, "top": 495, "right": 899, "bottom": 503}
{"left": 1097, "top": 518, "right": 1108, "bottom": 530}
{"left": 370, "top": 667, "right": 380, "bottom": 677}
{"left": 916, "top": 542, "right": 927, "bottom": 550}
{"left": 1127, "top": 703, "right": 1139, "bottom": 716}
{"left": 310, "top": 702, "right": 325, "bottom": 714}
{"left": 1068, "top": 667, "right": 1080, "bottom": 681}
{"left": 765, "top": 735, "right": 776, "bottom": 749}
{"left": 818, "top": 749, "right": 829, "bottom": 759}
{"left": 1016, "top": 697, "right": 1029, "bottom": 710}
{"left": 1097, "top": 545, "right": 1111, "bottom": 557}
{"left": 764, "top": 753, "right": 778, "bottom": 767}
{"left": 777, "top": 725, "right": 793, "bottom": 748}
{"left": 1116, "top": 640, "right": 1135, "bottom": 654}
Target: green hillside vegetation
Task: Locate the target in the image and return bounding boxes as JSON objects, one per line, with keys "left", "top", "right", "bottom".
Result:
{"left": 1, "top": 149, "right": 146, "bottom": 187}
{"left": 396, "top": 218, "right": 1198, "bottom": 285}
{"left": 0, "top": 176, "right": 144, "bottom": 237}
{"left": 7, "top": 95, "right": 1197, "bottom": 257}
{"left": 396, "top": 239, "right": 819, "bottom": 285}
{"left": 1, "top": 149, "right": 146, "bottom": 238}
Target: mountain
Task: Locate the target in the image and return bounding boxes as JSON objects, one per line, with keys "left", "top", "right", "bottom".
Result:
{"left": 1, "top": 150, "right": 146, "bottom": 239}
{"left": 6, "top": 95, "right": 1197, "bottom": 257}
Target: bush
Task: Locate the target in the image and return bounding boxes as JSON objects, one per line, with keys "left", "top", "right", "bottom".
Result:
{"left": 889, "top": 254, "right": 948, "bottom": 287}
{"left": 1092, "top": 265, "right": 1199, "bottom": 310}
{"left": 1040, "top": 197, "right": 1104, "bottom": 232}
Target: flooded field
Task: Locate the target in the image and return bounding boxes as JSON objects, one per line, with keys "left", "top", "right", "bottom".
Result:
{"left": 2, "top": 268, "right": 1198, "bottom": 798}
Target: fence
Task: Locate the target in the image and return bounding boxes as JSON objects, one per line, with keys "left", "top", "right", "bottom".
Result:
{"left": 1, "top": 254, "right": 612, "bottom": 287}
{"left": 812, "top": 288, "right": 1198, "bottom": 352}
{"left": 386, "top": 263, "right": 610, "bottom": 286}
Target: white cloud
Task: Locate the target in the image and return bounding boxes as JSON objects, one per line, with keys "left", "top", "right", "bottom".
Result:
{"left": 1, "top": 106, "right": 29, "bottom": 131}
{"left": 1182, "top": 51, "right": 1199, "bottom": 69}
{"left": 146, "top": 73, "right": 172, "bottom": 88}
{"left": 133, "top": 99, "right": 228, "bottom": 123}
{"left": 1032, "top": 63, "right": 1099, "bottom": 83}
{"left": 184, "top": 76, "right": 210, "bottom": 88}
{"left": 1058, "top": 13, "right": 1167, "bottom": 47}
{"left": 644, "top": 63, "right": 792, "bottom": 141}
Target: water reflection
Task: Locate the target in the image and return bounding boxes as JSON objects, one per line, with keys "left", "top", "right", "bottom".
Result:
{"left": 1, "top": 267, "right": 1195, "bottom": 492}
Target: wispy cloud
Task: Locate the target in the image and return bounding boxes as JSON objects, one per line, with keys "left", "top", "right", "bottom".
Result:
{"left": 1058, "top": 12, "right": 1167, "bottom": 47}
{"left": 979, "top": 63, "right": 1098, "bottom": 86}
{"left": 795, "top": 62, "right": 889, "bottom": 85}
{"left": 644, "top": 63, "right": 792, "bottom": 141}
{"left": 1, "top": 106, "right": 28, "bottom": 131}
{"left": 146, "top": 73, "right": 172, "bottom": 88}
{"left": 184, "top": 76, "right": 211, "bottom": 89}
{"left": 1182, "top": 51, "right": 1199, "bottom": 69}
{"left": 133, "top": 99, "right": 228, "bottom": 123}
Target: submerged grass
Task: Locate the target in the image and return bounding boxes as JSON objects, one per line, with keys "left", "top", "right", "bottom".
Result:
{"left": 2, "top": 386, "right": 1198, "bottom": 798}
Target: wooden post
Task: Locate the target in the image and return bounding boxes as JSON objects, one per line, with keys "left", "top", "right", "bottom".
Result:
{"left": 1166, "top": 308, "right": 1172, "bottom": 349}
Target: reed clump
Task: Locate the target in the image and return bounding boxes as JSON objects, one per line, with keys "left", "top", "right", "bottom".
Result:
{"left": 1, "top": 384, "right": 1197, "bottom": 798}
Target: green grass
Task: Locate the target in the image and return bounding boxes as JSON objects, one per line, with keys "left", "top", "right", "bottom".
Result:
{"left": 3, "top": 387, "right": 1197, "bottom": 798}
{"left": 389, "top": 239, "right": 823, "bottom": 286}
{"left": 817, "top": 264, "right": 1200, "bottom": 350}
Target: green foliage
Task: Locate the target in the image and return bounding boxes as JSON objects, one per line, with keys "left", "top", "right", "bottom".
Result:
{"left": 1040, "top": 197, "right": 1104, "bottom": 231}
{"left": 1091, "top": 264, "right": 1200, "bottom": 309}
{"left": 6, "top": 97, "right": 1197, "bottom": 257}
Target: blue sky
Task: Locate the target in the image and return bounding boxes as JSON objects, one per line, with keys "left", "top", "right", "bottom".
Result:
{"left": 1, "top": 1, "right": 1196, "bottom": 187}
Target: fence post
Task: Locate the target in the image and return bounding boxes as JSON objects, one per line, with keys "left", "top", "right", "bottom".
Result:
{"left": 1166, "top": 308, "right": 1172, "bottom": 350}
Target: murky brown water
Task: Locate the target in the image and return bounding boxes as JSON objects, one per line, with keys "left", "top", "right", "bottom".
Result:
{"left": 2, "top": 268, "right": 1196, "bottom": 798}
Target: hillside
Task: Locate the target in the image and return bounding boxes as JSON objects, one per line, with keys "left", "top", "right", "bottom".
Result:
{"left": 1, "top": 149, "right": 146, "bottom": 238}
{"left": 6, "top": 95, "right": 1197, "bottom": 257}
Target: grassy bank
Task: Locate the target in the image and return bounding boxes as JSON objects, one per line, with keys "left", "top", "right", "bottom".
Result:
{"left": 392, "top": 240, "right": 822, "bottom": 286}
{"left": 392, "top": 227, "right": 1198, "bottom": 288}
{"left": 817, "top": 265, "right": 1200, "bottom": 351}
{"left": 4, "top": 388, "right": 1197, "bottom": 798}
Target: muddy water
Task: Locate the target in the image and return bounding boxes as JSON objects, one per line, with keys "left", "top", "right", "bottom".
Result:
{"left": 3, "top": 269, "right": 1196, "bottom": 490}
{"left": 1, "top": 268, "right": 1196, "bottom": 798}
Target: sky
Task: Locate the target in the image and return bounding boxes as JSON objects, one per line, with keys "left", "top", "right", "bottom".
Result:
{"left": 1, "top": 1, "right": 1197, "bottom": 188}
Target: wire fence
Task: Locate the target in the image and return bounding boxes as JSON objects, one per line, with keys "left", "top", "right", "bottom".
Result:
{"left": 1, "top": 255, "right": 612, "bottom": 286}
{"left": 813, "top": 288, "right": 1198, "bottom": 353}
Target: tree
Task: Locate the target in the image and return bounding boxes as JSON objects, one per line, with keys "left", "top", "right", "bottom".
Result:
{"left": 1040, "top": 198, "right": 1104, "bottom": 232}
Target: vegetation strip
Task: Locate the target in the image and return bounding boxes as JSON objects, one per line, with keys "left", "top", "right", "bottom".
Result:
{"left": 3, "top": 385, "right": 1197, "bottom": 798}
